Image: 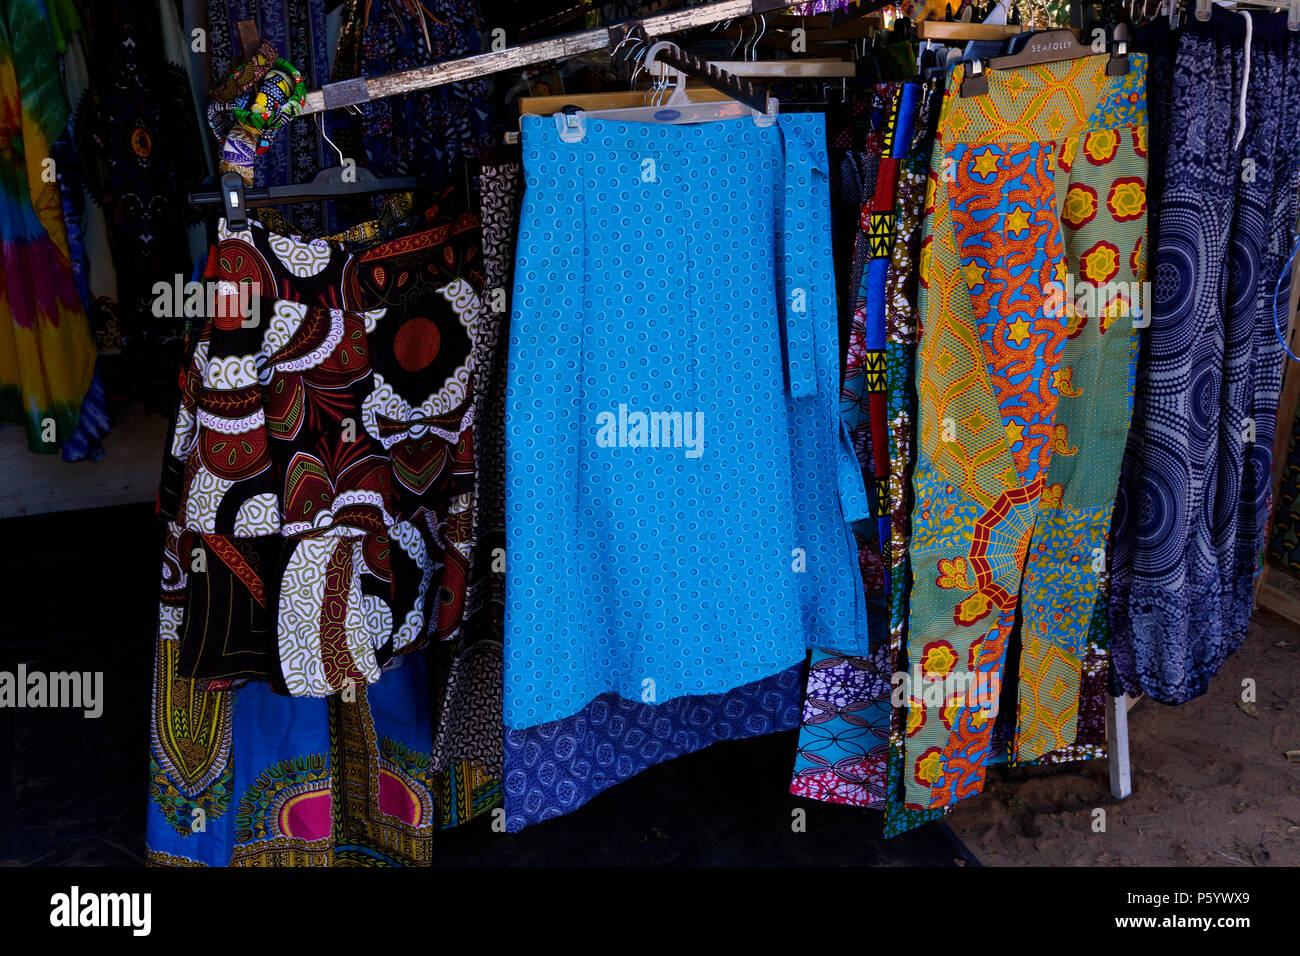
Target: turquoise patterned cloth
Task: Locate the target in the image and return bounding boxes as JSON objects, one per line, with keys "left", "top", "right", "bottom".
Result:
{"left": 504, "top": 113, "right": 870, "bottom": 729}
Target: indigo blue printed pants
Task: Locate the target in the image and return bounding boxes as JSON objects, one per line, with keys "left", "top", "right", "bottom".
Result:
{"left": 1110, "top": 8, "right": 1300, "bottom": 704}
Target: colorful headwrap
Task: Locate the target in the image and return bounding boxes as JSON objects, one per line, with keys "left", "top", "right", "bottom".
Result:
{"left": 208, "top": 40, "right": 307, "bottom": 181}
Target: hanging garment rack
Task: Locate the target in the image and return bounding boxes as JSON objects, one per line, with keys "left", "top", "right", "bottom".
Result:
{"left": 298, "top": 0, "right": 809, "bottom": 115}
{"left": 200, "top": 0, "right": 1144, "bottom": 808}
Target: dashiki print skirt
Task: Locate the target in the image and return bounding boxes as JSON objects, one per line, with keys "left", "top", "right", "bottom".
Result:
{"left": 147, "top": 205, "right": 501, "bottom": 866}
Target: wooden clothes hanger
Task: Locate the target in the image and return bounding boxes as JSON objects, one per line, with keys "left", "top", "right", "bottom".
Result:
{"left": 916, "top": 19, "right": 1023, "bottom": 42}
{"left": 647, "top": 57, "right": 855, "bottom": 79}
{"left": 546, "top": 31, "right": 780, "bottom": 142}
{"left": 514, "top": 15, "right": 855, "bottom": 139}
{"left": 519, "top": 23, "right": 785, "bottom": 146}
{"left": 521, "top": 59, "right": 853, "bottom": 119}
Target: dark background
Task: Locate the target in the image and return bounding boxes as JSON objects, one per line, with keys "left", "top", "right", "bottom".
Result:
{"left": 0, "top": 503, "right": 977, "bottom": 866}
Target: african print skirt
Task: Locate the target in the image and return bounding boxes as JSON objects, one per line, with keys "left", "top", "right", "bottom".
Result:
{"left": 147, "top": 208, "right": 501, "bottom": 865}
{"left": 903, "top": 54, "right": 1148, "bottom": 813}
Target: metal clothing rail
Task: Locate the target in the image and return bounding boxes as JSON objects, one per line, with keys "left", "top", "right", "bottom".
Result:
{"left": 300, "top": 0, "right": 807, "bottom": 115}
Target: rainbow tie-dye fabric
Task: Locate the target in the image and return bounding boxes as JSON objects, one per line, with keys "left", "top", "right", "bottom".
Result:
{"left": 0, "top": 0, "right": 96, "bottom": 452}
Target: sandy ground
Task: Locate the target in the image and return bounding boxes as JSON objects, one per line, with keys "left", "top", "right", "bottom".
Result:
{"left": 946, "top": 608, "right": 1300, "bottom": 866}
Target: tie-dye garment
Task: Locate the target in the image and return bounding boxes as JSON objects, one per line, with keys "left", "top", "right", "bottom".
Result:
{"left": 0, "top": 0, "right": 96, "bottom": 453}
{"left": 904, "top": 55, "right": 1148, "bottom": 813}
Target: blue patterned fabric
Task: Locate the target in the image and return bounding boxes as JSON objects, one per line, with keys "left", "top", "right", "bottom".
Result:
{"left": 146, "top": 643, "right": 494, "bottom": 866}
{"left": 503, "top": 663, "right": 804, "bottom": 832}
{"left": 336, "top": 0, "right": 492, "bottom": 182}
{"left": 1110, "top": 8, "right": 1300, "bottom": 704}
{"left": 791, "top": 84, "right": 921, "bottom": 809}
{"left": 59, "top": 368, "right": 111, "bottom": 463}
{"left": 505, "top": 114, "right": 870, "bottom": 731}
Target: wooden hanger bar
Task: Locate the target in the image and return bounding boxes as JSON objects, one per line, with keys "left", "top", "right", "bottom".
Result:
{"left": 649, "top": 58, "right": 855, "bottom": 78}
{"left": 727, "top": 28, "right": 853, "bottom": 58}
{"left": 916, "top": 20, "right": 1024, "bottom": 42}
{"left": 805, "top": 15, "right": 883, "bottom": 40}
{"left": 299, "top": 0, "right": 807, "bottom": 116}
{"left": 519, "top": 87, "right": 733, "bottom": 115}
{"left": 723, "top": 17, "right": 879, "bottom": 43}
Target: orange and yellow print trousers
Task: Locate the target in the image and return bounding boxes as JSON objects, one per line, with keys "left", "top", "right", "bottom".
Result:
{"left": 903, "top": 55, "right": 1148, "bottom": 810}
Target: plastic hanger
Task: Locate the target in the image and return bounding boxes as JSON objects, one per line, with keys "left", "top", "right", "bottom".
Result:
{"left": 190, "top": 116, "right": 425, "bottom": 229}
{"left": 961, "top": 19, "right": 1130, "bottom": 97}
{"left": 551, "top": 34, "right": 779, "bottom": 143}
{"left": 555, "top": 58, "right": 777, "bottom": 143}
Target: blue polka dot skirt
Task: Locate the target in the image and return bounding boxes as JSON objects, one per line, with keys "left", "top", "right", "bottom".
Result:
{"left": 504, "top": 113, "right": 872, "bottom": 729}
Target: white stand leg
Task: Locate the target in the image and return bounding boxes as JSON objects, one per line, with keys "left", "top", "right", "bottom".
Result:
{"left": 1106, "top": 693, "right": 1132, "bottom": 799}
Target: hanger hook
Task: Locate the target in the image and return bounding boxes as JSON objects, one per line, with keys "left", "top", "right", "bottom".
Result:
{"left": 645, "top": 45, "right": 663, "bottom": 105}
{"left": 610, "top": 32, "right": 638, "bottom": 62}
{"left": 643, "top": 41, "right": 679, "bottom": 106}
{"left": 635, "top": 41, "right": 652, "bottom": 104}
{"left": 730, "top": 18, "right": 746, "bottom": 58}
{"left": 314, "top": 112, "right": 346, "bottom": 167}
{"left": 752, "top": 14, "right": 767, "bottom": 61}
{"left": 645, "top": 49, "right": 667, "bottom": 105}
{"left": 658, "top": 65, "right": 678, "bottom": 106}
{"left": 624, "top": 37, "right": 647, "bottom": 90}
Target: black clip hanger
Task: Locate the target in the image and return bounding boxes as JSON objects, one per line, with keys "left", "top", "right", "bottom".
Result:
{"left": 194, "top": 105, "right": 427, "bottom": 223}
{"left": 219, "top": 171, "right": 249, "bottom": 230}
{"left": 1106, "top": 23, "right": 1131, "bottom": 76}
{"left": 962, "top": 17, "right": 1129, "bottom": 98}
{"left": 190, "top": 164, "right": 426, "bottom": 226}
{"left": 961, "top": 57, "right": 989, "bottom": 97}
